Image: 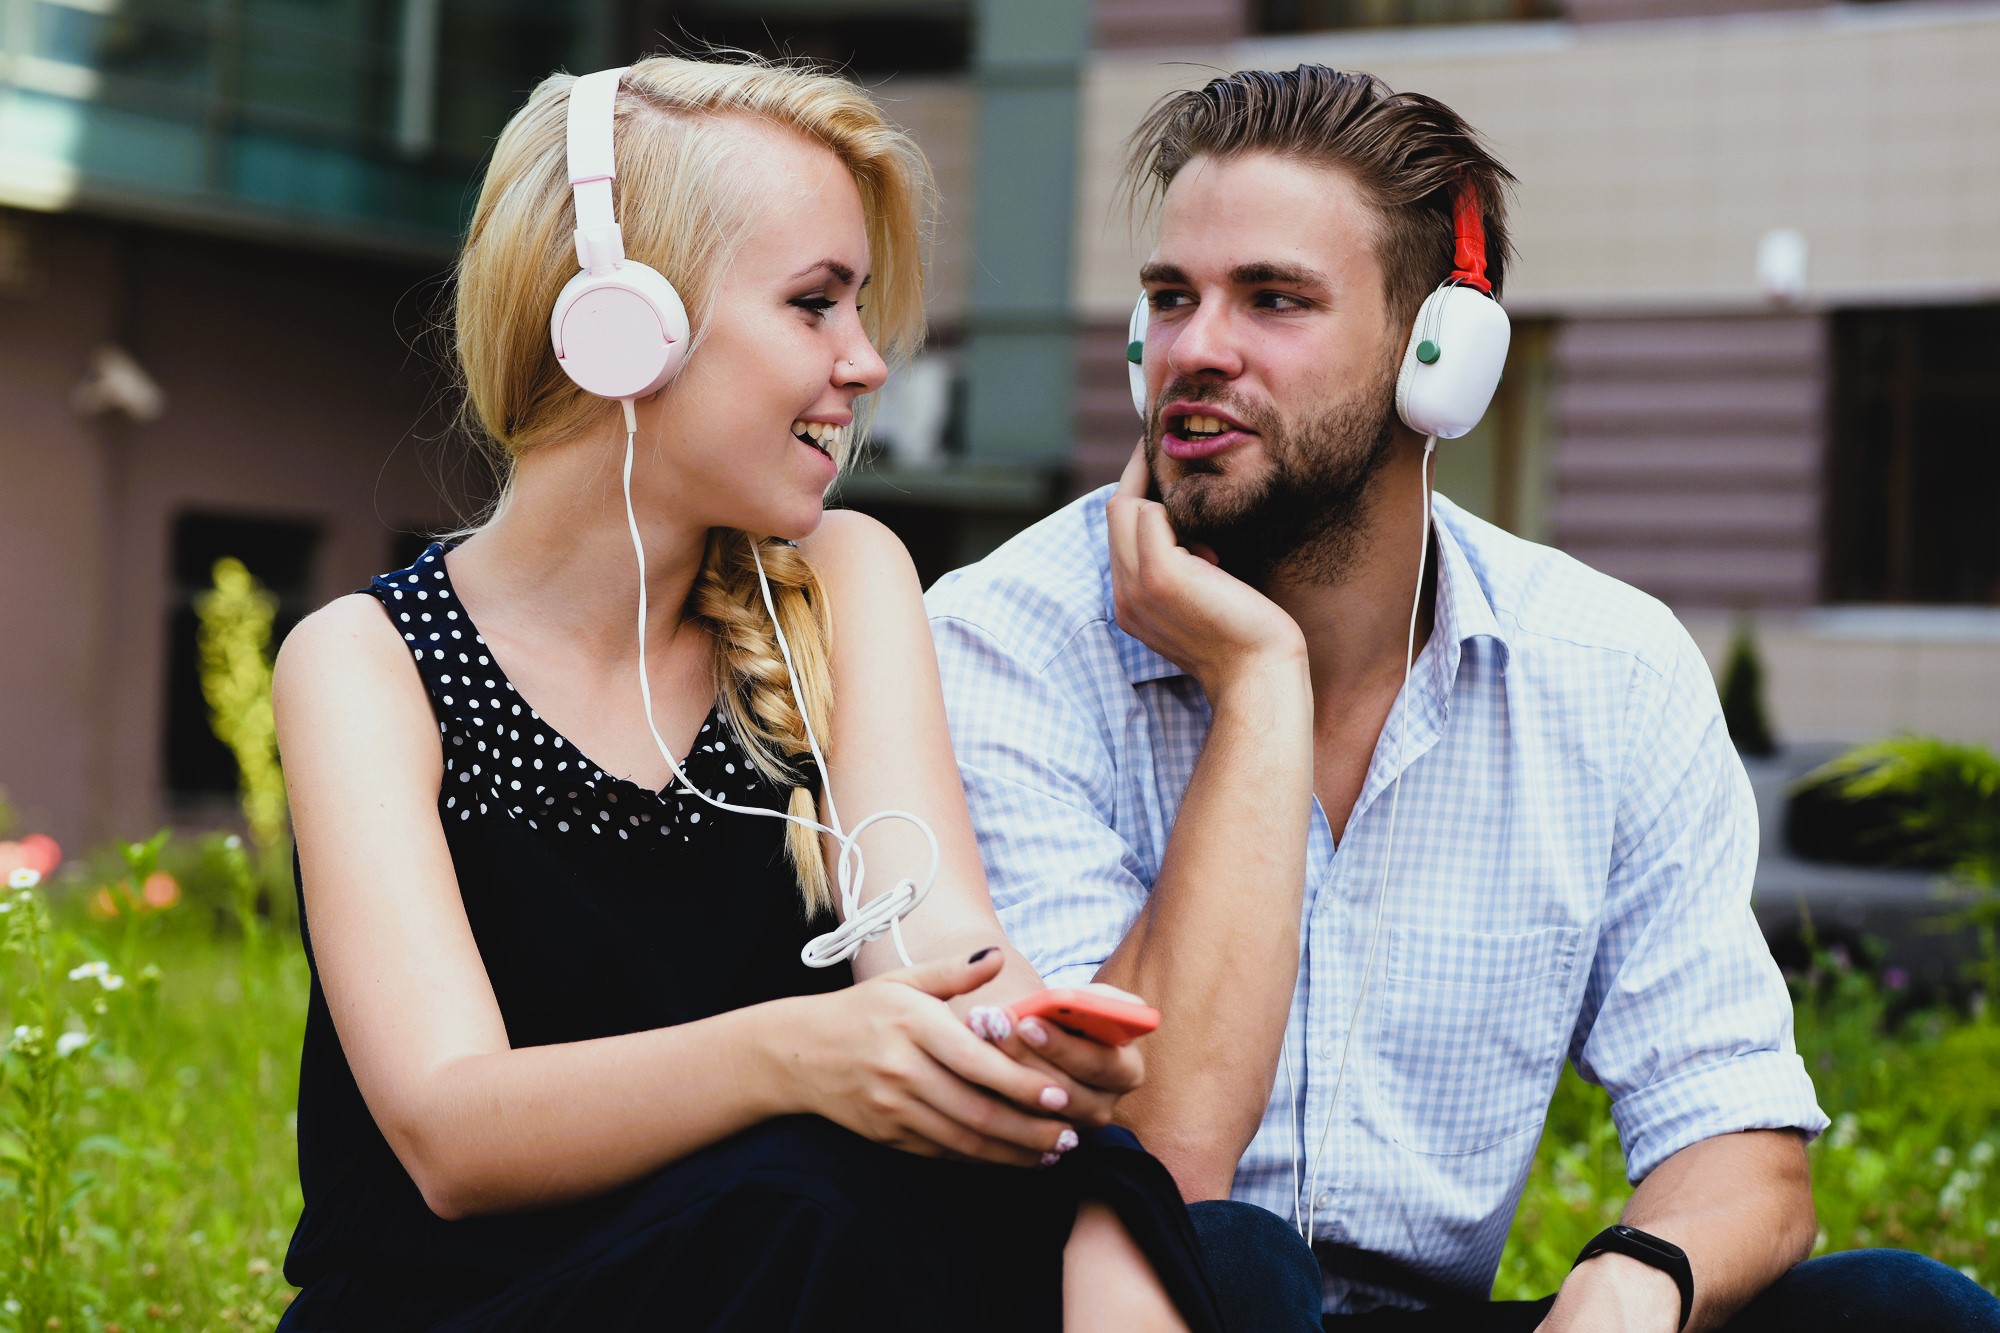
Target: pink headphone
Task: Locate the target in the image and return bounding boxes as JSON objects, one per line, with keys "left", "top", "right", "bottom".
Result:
{"left": 549, "top": 68, "right": 691, "bottom": 403}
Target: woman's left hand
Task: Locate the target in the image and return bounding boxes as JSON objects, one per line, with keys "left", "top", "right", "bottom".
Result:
{"left": 966, "top": 988, "right": 1146, "bottom": 1129}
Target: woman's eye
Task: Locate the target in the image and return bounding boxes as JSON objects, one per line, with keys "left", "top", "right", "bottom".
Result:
{"left": 792, "top": 296, "right": 837, "bottom": 317}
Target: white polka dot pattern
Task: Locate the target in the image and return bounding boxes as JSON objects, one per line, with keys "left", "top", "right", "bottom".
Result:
{"left": 369, "top": 544, "right": 781, "bottom": 843}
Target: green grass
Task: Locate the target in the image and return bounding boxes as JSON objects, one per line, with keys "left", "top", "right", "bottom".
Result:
{"left": 3, "top": 876, "right": 1995, "bottom": 1330}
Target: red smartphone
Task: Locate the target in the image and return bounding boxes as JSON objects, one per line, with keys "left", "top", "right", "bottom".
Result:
{"left": 1005, "top": 988, "right": 1161, "bottom": 1046}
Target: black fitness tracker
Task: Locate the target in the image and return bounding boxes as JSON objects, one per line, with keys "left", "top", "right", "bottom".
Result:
{"left": 1573, "top": 1224, "right": 1695, "bottom": 1331}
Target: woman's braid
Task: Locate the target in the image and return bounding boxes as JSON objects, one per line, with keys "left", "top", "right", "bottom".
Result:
{"left": 691, "top": 528, "right": 835, "bottom": 915}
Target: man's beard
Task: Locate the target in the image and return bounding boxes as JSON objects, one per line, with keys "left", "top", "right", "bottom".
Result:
{"left": 1153, "top": 368, "right": 1400, "bottom": 589}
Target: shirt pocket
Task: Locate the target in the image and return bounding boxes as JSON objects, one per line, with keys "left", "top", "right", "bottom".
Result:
{"left": 1374, "top": 923, "right": 1584, "bottom": 1157}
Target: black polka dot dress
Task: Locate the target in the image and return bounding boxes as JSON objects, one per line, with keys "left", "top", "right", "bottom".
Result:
{"left": 279, "top": 544, "right": 1231, "bottom": 1333}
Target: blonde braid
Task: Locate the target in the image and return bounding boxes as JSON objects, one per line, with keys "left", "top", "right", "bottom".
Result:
{"left": 692, "top": 529, "right": 835, "bottom": 916}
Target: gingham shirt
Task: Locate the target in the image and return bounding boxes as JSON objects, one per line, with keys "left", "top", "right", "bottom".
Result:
{"left": 927, "top": 486, "right": 1827, "bottom": 1312}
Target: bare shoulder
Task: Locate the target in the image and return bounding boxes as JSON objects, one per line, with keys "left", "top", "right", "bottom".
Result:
{"left": 797, "top": 507, "right": 917, "bottom": 588}
{"left": 273, "top": 593, "right": 430, "bottom": 729}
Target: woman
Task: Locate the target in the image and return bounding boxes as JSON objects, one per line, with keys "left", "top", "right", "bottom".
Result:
{"left": 272, "top": 54, "right": 1224, "bottom": 1332}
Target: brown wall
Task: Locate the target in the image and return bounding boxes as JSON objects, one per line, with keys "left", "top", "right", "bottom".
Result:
{"left": 1548, "top": 313, "right": 1826, "bottom": 609}
{"left": 0, "top": 209, "right": 464, "bottom": 851}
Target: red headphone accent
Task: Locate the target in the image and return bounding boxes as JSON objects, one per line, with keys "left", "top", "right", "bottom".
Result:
{"left": 1448, "top": 179, "right": 1492, "bottom": 295}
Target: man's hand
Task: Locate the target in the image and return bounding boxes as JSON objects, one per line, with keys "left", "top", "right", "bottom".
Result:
{"left": 1537, "top": 1253, "right": 1683, "bottom": 1333}
{"left": 1106, "top": 442, "right": 1305, "bottom": 695}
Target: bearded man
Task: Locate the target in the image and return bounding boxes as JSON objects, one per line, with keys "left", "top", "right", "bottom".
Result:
{"left": 926, "top": 65, "right": 2000, "bottom": 1333}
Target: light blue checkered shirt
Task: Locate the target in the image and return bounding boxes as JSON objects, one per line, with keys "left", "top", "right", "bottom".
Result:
{"left": 927, "top": 486, "right": 1826, "bottom": 1312}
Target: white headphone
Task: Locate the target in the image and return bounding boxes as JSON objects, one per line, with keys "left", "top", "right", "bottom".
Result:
{"left": 553, "top": 67, "right": 937, "bottom": 971}
{"left": 550, "top": 67, "right": 691, "bottom": 403}
{"left": 1126, "top": 182, "right": 1510, "bottom": 439}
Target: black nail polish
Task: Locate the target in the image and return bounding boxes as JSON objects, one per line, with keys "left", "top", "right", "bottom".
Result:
{"left": 967, "top": 947, "right": 998, "bottom": 964}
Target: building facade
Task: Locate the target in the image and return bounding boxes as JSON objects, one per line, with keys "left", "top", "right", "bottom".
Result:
{"left": 3, "top": 0, "right": 1995, "bottom": 849}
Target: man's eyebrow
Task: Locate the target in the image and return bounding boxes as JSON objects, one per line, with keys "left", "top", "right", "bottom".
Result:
{"left": 1230, "top": 261, "right": 1330, "bottom": 289}
{"left": 1138, "top": 260, "right": 1332, "bottom": 289}
{"left": 789, "top": 259, "right": 859, "bottom": 285}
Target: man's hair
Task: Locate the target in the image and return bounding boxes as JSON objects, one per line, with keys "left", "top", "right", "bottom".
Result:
{"left": 1124, "top": 66, "right": 1517, "bottom": 324}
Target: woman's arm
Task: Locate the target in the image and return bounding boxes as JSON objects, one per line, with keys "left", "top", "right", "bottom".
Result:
{"left": 799, "top": 512, "right": 1144, "bottom": 1114}
{"left": 277, "top": 594, "right": 1083, "bottom": 1219}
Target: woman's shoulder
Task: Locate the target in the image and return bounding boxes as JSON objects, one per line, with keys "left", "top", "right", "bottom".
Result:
{"left": 797, "top": 508, "right": 917, "bottom": 592}
{"left": 273, "top": 593, "right": 430, "bottom": 726}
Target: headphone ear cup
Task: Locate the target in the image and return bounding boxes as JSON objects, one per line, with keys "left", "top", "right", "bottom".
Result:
{"left": 550, "top": 260, "right": 691, "bottom": 401}
{"left": 1396, "top": 285, "right": 1510, "bottom": 439}
{"left": 1127, "top": 295, "right": 1149, "bottom": 419}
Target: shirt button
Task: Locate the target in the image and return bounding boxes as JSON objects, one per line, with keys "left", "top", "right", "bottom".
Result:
{"left": 1316, "top": 1192, "right": 1333, "bottom": 1209}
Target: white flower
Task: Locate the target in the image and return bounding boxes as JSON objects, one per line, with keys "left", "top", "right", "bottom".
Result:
{"left": 9, "top": 1025, "right": 28, "bottom": 1044}
{"left": 55, "top": 1031, "right": 90, "bottom": 1059}
{"left": 224, "top": 835, "right": 242, "bottom": 850}
{"left": 1934, "top": 1145, "right": 1956, "bottom": 1170}
{"left": 1971, "top": 1141, "right": 1997, "bottom": 1168}
{"left": 0, "top": 900, "right": 11, "bottom": 913}
{"left": 99, "top": 973, "right": 125, "bottom": 991}
{"left": 7, "top": 868, "right": 38, "bottom": 889}
{"left": 69, "top": 961, "right": 109, "bottom": 981}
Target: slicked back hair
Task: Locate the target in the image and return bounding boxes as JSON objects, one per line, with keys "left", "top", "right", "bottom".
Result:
{"left": 1124, "top": 66, "right": 1516, "bottom": 326}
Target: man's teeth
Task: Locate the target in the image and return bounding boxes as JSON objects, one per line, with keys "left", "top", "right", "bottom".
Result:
{"left": 790, "top": 419, "right": 847, "bottom": 453}
{"left": 1182, "top": 414, "right": 1227, "bottom": 436}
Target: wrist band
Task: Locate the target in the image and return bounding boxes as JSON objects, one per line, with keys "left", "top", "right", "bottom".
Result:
{"left": 1573, "top": 1224, "right": 1694, "bottom": 1331}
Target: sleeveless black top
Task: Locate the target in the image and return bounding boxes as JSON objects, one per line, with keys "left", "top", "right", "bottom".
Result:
{"left": 282, "top": 543, "right": 850, "bottom": 1300}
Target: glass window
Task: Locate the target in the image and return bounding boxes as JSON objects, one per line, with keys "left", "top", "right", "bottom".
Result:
{"left": 1823, "top": 305, "right": 2000, "bottom": 605}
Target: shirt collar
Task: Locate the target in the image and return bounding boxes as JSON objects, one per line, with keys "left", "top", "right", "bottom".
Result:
{"left": 1104, "top": 491, "right": 1511, "bottom": 690}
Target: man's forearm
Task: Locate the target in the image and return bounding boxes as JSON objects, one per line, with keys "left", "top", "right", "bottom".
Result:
{"left": 1094, "top": 659, "right": 1313, "bottom": 1199}
{"left": 1549, "top": 1129, "right": 1815, "bottom": 1333}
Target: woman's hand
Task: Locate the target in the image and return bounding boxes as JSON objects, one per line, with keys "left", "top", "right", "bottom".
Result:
{"left": 769, "top": 948, "right": 1083, "bottom": 1167}
{"left": 965, "top": 984, "right": 1147, "bottom": 1132}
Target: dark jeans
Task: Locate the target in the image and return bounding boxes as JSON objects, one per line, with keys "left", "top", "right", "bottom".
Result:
{"left": 1187, "top": 1199, "right": 2000, "bottom": 1333}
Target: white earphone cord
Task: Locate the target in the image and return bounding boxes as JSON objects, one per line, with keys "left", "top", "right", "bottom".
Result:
{"left": 618, "top": 403, "right": 937, "bottom": 969}
{"left": 1295, "top": 434, "right": 1437, "bottom": 1243}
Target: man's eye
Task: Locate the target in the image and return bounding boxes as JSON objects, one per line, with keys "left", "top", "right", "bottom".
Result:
{"left": 1147, "top": 291, "right": 1190, "bottom": 312}
{"left": 1256, "top": 292, "right": 1308, "bottom": 311}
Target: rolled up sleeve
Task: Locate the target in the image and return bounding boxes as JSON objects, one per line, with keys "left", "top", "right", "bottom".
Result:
{"left": 1572, "top": 630, "right": 1829, "bottom": 1182}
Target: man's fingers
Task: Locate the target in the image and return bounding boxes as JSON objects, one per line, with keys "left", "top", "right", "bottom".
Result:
{"left": 1116, "top": 438, "right": 1150, "bottom": 498}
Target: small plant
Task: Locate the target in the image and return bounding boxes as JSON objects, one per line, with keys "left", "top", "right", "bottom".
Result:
{"left": 195, "top": 557, "right": 295, "bottom": 931}
{"left": 1719, "top": 614, "right": 1777, "bottom": 757}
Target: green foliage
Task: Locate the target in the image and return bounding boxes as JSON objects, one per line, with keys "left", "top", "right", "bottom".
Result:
{"left": 0, "top": 842, "right": 303, "bottom": 1332}
{"left": 1800, "top": 736, "right": 2000, "bottom": 889}
{"left": 1798, "top": 735, "right": 2000, "bottom": 995}
{"left": 1718, "top": 615, "right": 1776, "bottom": 757}
{"left": 1499, "top": 952, "right": 2000, "bottom": 1299}
{"left": 194, "top": 559, "right": 288, "bottom": 862}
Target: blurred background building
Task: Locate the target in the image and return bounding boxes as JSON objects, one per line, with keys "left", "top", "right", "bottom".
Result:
{"left": 2, "top": 0, "right": 1996, "bottom": 851}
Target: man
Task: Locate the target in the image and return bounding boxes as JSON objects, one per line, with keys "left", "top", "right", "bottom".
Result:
{"left": 928, "top": 66, "right": 2000, "bottom": 1331}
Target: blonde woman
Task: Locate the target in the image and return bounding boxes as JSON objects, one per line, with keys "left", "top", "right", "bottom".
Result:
{"left": 271, "top": 55, "right": 1225, "bottom": 1332}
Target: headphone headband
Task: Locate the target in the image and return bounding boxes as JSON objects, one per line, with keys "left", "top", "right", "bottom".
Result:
{"left": 567, "top": 67, "right": 629, "bottom": 274}
{"left": 1446, "top": 179, "right": 1492, "bottom": 295}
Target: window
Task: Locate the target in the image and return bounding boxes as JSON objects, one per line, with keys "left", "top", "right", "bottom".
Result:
{"left": 661, "top": 0, "right": 972, "bottom": 77}
{"left": 1256, "top": 0, "right": 1561, "bottom": 31}
{"left": 1823, "top": 305, "right": 2000, "bottom": 605}
{"left": 163, "top": 513, "right": 320, "bottom": 803}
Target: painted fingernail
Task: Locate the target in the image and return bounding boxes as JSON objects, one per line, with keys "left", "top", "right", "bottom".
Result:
{"left": 1019, "top": 1018, "right": 1049, "bottom": 1047}
{"left": 1040, "top": 1151, "right": 1063, "bottom": 1167}
{"left": 1039, "top": 1086, "right": 1069, "bottom": 1111}
{"left": 967, "top": 1006, "right": 1013, "bottom": 1043}
{"left": 1055, "top": 1128, "right": 1080, "bottom": 1153}
{"left": 967, "top": 946, "right": 998, "bottom": 964}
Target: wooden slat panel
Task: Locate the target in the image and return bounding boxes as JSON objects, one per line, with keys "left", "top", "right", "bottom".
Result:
{"left": 1550, "top": 313, "right": 1827, "bottom": 609}
{"left": 1094, "top": 0, "right": 1244, "bottom": 49}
